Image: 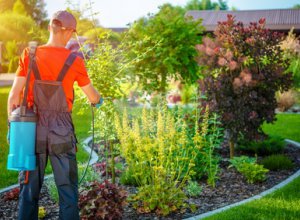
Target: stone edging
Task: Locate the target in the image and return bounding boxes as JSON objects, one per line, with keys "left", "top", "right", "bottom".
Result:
{"left": 0, "top": 136, "right": 97, "bottom": 194}
{"left": 184, "top": 139, "right": 300, "bottom": 220}
{"left": 81, "top": 136, "right": 99, "bottom": 165}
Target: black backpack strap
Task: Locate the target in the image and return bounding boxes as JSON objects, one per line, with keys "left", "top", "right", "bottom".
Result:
{"left": 56, "top": 53, "right": 77, "bottom": 81}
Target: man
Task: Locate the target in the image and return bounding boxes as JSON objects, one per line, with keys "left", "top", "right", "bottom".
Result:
{"left": 7, "top": 10, "right": 101, "bottom": 220}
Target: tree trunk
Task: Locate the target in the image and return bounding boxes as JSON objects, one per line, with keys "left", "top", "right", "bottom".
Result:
{"left": 110, "top": 140, "right": 116, "bottom": 184}
{"left": 229, "top": 139, "right": 235, "bottom": 159}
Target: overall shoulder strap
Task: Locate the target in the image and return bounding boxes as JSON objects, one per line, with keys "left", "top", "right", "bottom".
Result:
{"left": 56, "top": 53, "right": 77, "bottom": 82}
{"left": 32, "top": 59, "right": 41, "bottom": 80}
{"left": 21, "top": 44, "right": 37, "bottom": 115}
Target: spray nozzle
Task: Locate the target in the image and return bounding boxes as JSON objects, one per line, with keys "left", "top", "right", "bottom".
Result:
{"left": 91, "top": 97, "right": 104, "bottom": 108}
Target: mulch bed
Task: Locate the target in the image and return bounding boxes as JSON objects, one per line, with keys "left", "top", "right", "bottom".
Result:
{"left": 1, "top": 143, "right": 300, "bottom": 220}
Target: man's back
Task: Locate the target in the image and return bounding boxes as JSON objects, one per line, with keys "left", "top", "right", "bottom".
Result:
{"left": 16, "top": 45, "right": 90, "bottom": 111}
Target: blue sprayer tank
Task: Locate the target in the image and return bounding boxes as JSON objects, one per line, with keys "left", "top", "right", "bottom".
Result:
{"left": 7, "top": 107, "right": 37, "bottom": 171}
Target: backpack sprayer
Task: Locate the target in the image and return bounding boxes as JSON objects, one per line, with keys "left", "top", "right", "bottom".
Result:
{"left": 7, "top": 42, "right": 38, "bottom": 171}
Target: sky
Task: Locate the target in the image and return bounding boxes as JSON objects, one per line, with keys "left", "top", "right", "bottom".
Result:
{"left": 45, "top": 0, "right": 300, "bottom": 28}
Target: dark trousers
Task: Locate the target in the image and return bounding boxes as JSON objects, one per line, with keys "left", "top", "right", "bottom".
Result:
{"left": 18, "top": 150, "right": 79, "bottom": 220}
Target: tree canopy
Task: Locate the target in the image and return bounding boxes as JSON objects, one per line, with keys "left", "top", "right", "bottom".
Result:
{"left": 0, "top": 0, "right": 47, "bottom": 27}
{"left": 123, "top": 4, "right": 204, "bottom": 93}
{"left": 185, "top": 0, "right": 228, "bottom": 10}
{"left": 292, "top": 4, "right": 300, "bottom": 9}
{"left": 196, "top": 16, "right": 292, "bottom": 157}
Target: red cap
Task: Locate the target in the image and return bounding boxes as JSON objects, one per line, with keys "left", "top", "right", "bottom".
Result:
{"left": 51, "top": 10, "right": 77, "bottom": 32}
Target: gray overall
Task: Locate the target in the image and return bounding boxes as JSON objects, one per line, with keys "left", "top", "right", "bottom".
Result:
{"left": 18, "top": 53, "right": 80, "bottom": 220}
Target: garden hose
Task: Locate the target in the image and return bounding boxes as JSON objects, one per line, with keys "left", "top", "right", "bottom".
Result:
{"left": 78, "top": 105, "right": 95, "bottom": 185}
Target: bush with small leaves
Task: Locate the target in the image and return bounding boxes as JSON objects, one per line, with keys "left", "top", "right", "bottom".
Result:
{"left": 229, "top": 156, "right": 268, "bottom": 183}
{"left": 229, "top": 156, "right": 256, "bottom": 169}
{"left": 196, "top": 15, "right": 293, "bottom": 158}
{"left": 185, "top": 181, "right": 203, "bottom": 197}
{"left": 276, "top": 90, "right": 298, "bottom": 112}
{"left": 238, "top": 163, "right": 269, "bottom": 184}
{"left": 119, "top": 167, "right": 140, "bottom": 186}
{"left": 237, "top": 136, "right": 285, "bottom": 156}
{"left": 261, "top": 154, "right": 294, "bottom": 171}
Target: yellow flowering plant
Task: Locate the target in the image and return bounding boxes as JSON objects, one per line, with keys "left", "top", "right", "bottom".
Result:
{"left": 115, "top": 105, "right": 222, "bottom": 215}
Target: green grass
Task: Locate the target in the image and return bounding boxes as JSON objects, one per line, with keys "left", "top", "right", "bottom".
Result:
{"left": 0, "top": 86, "right": 89, "bottom": 188}
{"left": 0, "top": 87, "right": 19, "bottom": 188}
{"left": 203, "top": 176, "right": 300, "bottom": 220}
{"left": 202, "top": 114, "right": 300, "bottom": 220}
{"left": 262, "top": 114, "right": 300, "bottom": 142}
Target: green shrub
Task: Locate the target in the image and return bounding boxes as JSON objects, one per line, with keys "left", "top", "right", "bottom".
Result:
{"left": 185, "top": 181, "right": 202, "bottom": 197}
{"left": 119, "top": 167, "right": 139, "bottom": 186}
{"left": 229, "top": 156, "right": 256, "bottom": 169}
{"left": 261, "top": 154, "right": 294, "bottom": 171}
{"left": 229, "top": 156, "right": 269, "bottom": 184}
{"left": 46, "top": 177, "right": 58, "bottom": 202}
{"left": 238, "top": 163, "right": 269, "bottom": 184}
{"left": 115, "top": 106, "right": 222, "bottom": 215}
{"left": 1, "top": 63, "right": 9, "bottom": 73}
{"left": 4, "top": 41, "right": 19, "bottom": 73}
{"left": 181, "top": 84, "right": 197, "bottom": 104}
{"left": 115, "top": 107, "right": 197, "bottom": 215}
{"left": 237, "top": 136, "right": 285, "bottom": 156}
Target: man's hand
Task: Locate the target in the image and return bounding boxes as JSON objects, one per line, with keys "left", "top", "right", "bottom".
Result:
{"left": 7, "top": 76, "right": 26, "bottom": 116}
{"left": 92, "top": 97, "right": 104, "bottom": 108}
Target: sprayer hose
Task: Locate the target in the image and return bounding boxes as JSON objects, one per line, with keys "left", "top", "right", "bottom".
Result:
{"left": 78, "top": 106, "right": 95, "bottom": 185}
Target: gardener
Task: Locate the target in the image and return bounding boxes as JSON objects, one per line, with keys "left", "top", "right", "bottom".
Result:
{"left": 7, "top": 10, "right": 101, "bottom": 220}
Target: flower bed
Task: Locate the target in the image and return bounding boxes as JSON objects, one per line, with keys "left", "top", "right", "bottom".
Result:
{"left": 1, "top": 143, "right": 299, "bottom": 220}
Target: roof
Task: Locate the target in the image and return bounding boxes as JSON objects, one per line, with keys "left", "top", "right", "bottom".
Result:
{"left": 186, "top": 9, "right": 300, "bottom": 33}
{"left": 107, "top": 27, "right": 128, "bottom": 33}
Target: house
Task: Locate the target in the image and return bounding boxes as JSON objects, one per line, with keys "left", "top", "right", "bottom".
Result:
{"left": 186, "top": 9, "right": 300, "bottom": 35}
{"left": 107, "top": 27, "right": 128, "bottom": 33}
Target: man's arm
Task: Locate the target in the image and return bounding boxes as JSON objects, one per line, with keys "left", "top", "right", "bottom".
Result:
{"left": 80, "top": 83, "right": 101, "bottom": 104}
{"left": 7, "top": 76, "right": 26, "bottom": 116}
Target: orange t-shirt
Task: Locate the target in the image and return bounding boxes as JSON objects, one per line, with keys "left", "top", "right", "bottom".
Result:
{"left": 16, "top": 46, "right": 91, "bottom": 111}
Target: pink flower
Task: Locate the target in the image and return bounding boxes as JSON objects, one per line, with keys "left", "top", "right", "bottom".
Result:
{"left": 203, "top": 37, "right": 215, "bottom": 48}
{"left": 259, "top": 18, "right": 266, "bottom": 25}
{"left": 233, "top": 77, "right": 242, "bottom": 88}
{"left": 240, "top": 69, "right": 252, "bottom": 84}
{"left": 196, "top": 44, "right": 206, "bottom": 53}
{"left": 243, "top": 73, "right": 252, "bottom": 84}
{"left": 225, "top": 50, "right": 233, "bottom": 60}
{"left": 205, "top": 47, "right": 215, "bottom": 56}
{"left": 245, "top": 37, "right": 254, "bottom": 45}
{"left": 218, "top": 57, "right": 227, "bottom": 66}
{"left": 214, "top": 47, "right": 220, "bottom": 53}
{"left": 229, "top": 61, "right": 237, "bottom": 70}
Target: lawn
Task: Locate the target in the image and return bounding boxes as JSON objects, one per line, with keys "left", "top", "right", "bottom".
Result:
{"left": 0, "top": 87, "right": 18, "bottom": 188}
{"left": 262, "top": 114, "right": 300, "bottom": 142}
{"left": 203, "top": 176, "right": 300, "bottom": 220}
{"left": 0, "top": 86, "right": 89, "bottom": 189}
{"left": 202, "top": 113, "right": 300, "bottom": 220}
